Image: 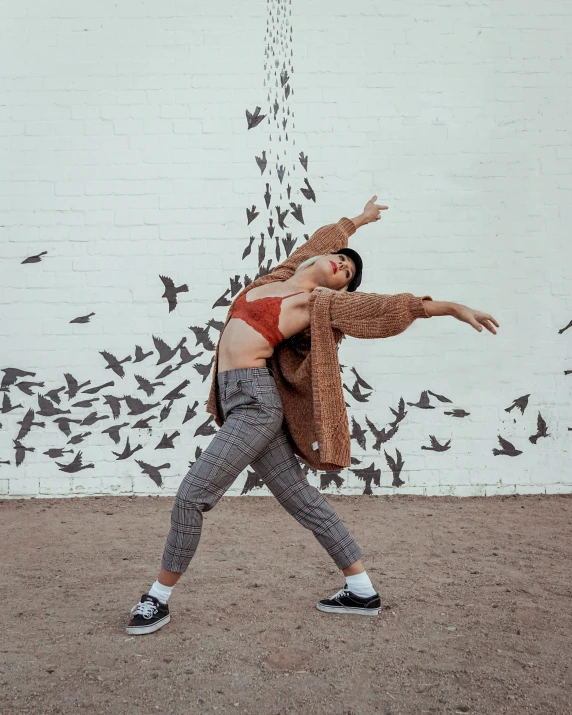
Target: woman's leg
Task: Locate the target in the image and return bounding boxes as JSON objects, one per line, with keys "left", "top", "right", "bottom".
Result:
{"left": 248, "top": 427, "right": 364, "bottom": 570}
{"left": 160, "top": 371, "right": 283, "bottom": 577}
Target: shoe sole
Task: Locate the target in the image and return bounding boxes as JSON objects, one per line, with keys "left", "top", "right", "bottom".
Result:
{"left": 126, "top": 614, "right": 171, "bottom": 635}
{"left": 316, "top": 603, "right": 381, "bottom": 616}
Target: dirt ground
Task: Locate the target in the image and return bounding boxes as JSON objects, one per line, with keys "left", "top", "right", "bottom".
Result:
{"left": 1, "top": 493, "right": 571, "bottom": 715}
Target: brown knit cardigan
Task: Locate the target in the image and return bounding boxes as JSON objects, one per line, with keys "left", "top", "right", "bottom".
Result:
{"left": 205, "top": 217, "right": 433, "bottom": 470}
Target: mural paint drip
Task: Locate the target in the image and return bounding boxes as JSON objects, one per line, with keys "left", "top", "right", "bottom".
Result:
{"left": 0, "top": 0, "right": 566, "bottom": 495}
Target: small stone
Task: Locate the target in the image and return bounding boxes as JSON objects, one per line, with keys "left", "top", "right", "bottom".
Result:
{"left": 516, "top": 629, "right": 521, "bottom": 635}
{"left": 289, "top": 575, "right": 295, "bottom": 579}
{"left": 46, "top": 666, "right": 55, "bottom": 673}
{"left": 163, "top": 658, "right": 173, "bottom": 663}
{"left": 492, "top": 604, "right": 498, "bottom": 608}
{"left": 456, "top": 707, "right": 470, "bottom": 713}
{"left": 97, "top": 675, "right": 103, "bottom": 681}
{"left": 492, "top": 552, "right": 498, "bottom": 556}
{"left": 184, "top": 669, "right": 194, "bottom": 675}
{"left": 440, "top": 612, "right": 446, "bottom": 616}
{"left": 447, "top": 626, "right": 457, "bottom": 631}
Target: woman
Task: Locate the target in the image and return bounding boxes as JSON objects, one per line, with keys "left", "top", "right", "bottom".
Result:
{"left": 126, "top": 196, "right": 499, "bottom": 634}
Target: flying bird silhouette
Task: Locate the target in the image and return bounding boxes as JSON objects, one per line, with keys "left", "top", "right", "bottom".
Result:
{"left": 102, "top": 422, "right": 130, "bottom": 444}
{"left": 123, "top": 395, "right": 160, "bottom": 415}
{"left": 267, "top": 218, "right": 275, "bottom": 238}
{"left": 193, "top": 414, "right": 217, "bottom": 436}
{"left": 70, "top": 312, "right": 96, "bottom": 324}
{"left": 152, "top": 335, "right": 186, "bottom": 365}
{"left": 212, "top": 288, "right": 232, "bottom": 308}
{"left": 2, "top": 392, "right": 23, "bottom": 413}
{"left": 66, "top": 431, "right": 92, "bottom": 446}
{"left": 193, "top": 356, "right": 215, "bottom": 383}
{"left": 407, "top": 391, "right": 435, "bottom": 409}
{"left": 255, "top": 150, "right": 267, "bottom": 174}
{"left": 365, "top": 416, "right": 399, "bottom": 449}
{"left": 421, "top": 435, "right": 451, "bottom": 452}
{"left": 280, "top": 68, "right": 289, "bottom": 87}
{"left": 242, "top": 236, "right": 255, "bottom": 260}
{"left": 15, "top": 408, "right": 45, "bottom": 442}
{"left": 135, "top": 459, "right": 170, "bottom": 487}
{"left": 350, "top": 367, "right": 372, "bottom": 391}
{"left": 241, "top": 468, "right": 265, "bottom": 495}
{"left": 13, "top": 439, "right": 35, "bottom": 466}
{"left": 1, "top": 368, "right": 36, "bottom": 391}
{"left": 557, "top": 319, "right": 572, "bottom": 334}
{"left": 112, "top": 436, "right": 143, "bottom": 460}
{"left": 272, "top": 98, "right": 279, "bottom": 120}
{"left": 82, "top": 380, "right": 115, "bottom": 395}
{"left": 282, "top": 233, "right": 297, "bottom": 257}
{"left": 388, "top": 397, "right": 408, "bottom": 427}
{"left": 189, "top": 326, "right": 215, "bottom": 351}
{"left": 155, "top": 431, "right": 180, "bottom": 449}
{"left": 299, "top": 152, "right": 308, "bottom": 171}
{"left": 14, "top": 380, "right": 45, "bottom": 396}
{"left": 289, "top": 202, "right": 304, "bottom": 224}
{"left": 133, "top": 345, "right": 153, "bottom": 363}
{"left": 277, "top": 165, "right": 285, "bottom": 183}
{"left": 132, "top": 414, "right": 158, "bottom": 428}
{"left": 444, "top": 409, "right": 471, "bottom": 418}
{"left": 505, "top": 394, "right": 530, "bottom": 415}
{"left": 99, "top": 350, "right": 132, "bottom": 378}
{"left": 343, "top": 379, "right": 372, "bottom": 403}
{"left": 36, "top": 394, "right": 71, "bottom": 417}
{"left": 275, "top": 205, "right": 289, "bottom": 229}
{"left": 529, "top": 412, "right": 549, "bottom": 444}
{"left": 55, "top": 450, "right": 94, "bottom": 473}
{"left": 246, "top": 205, "right": 259, "bottom": 225}
{"left": 492, "top": 435, "right": 522, "bottom": 457}
{"left": 264, "top": 183, "right": 271, "bottom": 208}
{"left": 246, "top": 106, "right": 266, "bottom": 129}
{"left": 63, "top": 373, "right": 91, "bottom": 399}
{"left": 159, "top": 275, "right": 189, "bottom": 312}
{"left": 427, "top": 390, "right": 453, "bottom": 404}
{"left": 183, "top": 400, "right": 199, "bottom": 423}
{"left": 384, "top": 449, "right": 405, "bottom": 487}
{"left": 351, "top": 462, "right": 381, "bottom": 495}
{"left": 300, "top": 178, "right": 316, "bottom": 202}
{"left": 53, "top": 416, "right": 83, "bottom": 437}
{"left": 320, "top": 471, "right": 345, "bottom": 490}
{"left": 162, "top": 379, "right": 191, "bottom": 404}
{"left": 134, "top": 375, "right": 165, "bottom": 397}
{"left": 350, "top": 416, "right": 367, "bottom": 450}
{"left": 21, "top": 251, "right": 48, "bottom": 264}
{"left": 101, "top": 394, "right": 124, "bottom": 419}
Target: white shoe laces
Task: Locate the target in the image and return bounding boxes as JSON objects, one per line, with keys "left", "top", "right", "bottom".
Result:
{"left": 330, "top": 588, "right": 350, "bottom": 600}
{"left": 130, "top": 599, "right": 158, "bottom": 619}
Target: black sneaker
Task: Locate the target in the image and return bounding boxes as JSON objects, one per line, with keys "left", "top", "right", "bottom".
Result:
{"left": 317, "top": 585, "right": 381, "bottom": 616}
{"left": 126, "top": 593, "right": 170, "bottom": 635}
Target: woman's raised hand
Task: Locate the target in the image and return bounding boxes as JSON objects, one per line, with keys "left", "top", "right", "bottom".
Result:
{"left": 363, "top": 195, "right": 388, "bottom": 224}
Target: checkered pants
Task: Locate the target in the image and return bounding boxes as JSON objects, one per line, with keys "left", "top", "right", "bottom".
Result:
{"left": 161, "top": 367, "right": 363, "bottom": 573}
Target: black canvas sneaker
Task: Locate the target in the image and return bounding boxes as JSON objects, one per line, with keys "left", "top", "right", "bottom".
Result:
{"left": 317, "top": 585, "right": 382, "bottom": 616}
{"left": 126, "top": 593, "right": 170, "bottom": 635}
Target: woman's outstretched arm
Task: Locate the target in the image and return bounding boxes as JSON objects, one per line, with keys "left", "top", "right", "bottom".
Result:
{"left": 425, "top": 300, "right": 499, "bottom": 334}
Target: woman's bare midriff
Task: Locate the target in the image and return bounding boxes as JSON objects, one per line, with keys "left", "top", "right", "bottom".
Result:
{"left": 217, "top": 285, "right": 311, "bottom": 373}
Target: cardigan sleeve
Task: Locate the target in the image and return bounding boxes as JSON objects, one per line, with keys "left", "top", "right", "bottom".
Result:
{"left": 329, "top": 291, "right": 433, "bottom": 339}
{"left": 269, "top": 218, "right": 356, "bottom": 281}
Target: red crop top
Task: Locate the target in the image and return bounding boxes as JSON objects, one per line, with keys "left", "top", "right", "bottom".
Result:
{"left": 230, "top": 291, "right": 305, "bottom": 348}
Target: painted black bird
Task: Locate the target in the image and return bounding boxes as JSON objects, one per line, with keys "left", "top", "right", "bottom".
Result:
{"left": 557, "top": 319, "right": 572, "bottom": 334}
{"left": 264, "top": 183, "right": 271, "bottom": 208}
{"left": 178, "top": 346, "right": 204, "bottom": 365}
{"left": 255, "top": 150, "right": 267, "bottom": 174}
{"left": 320, "top": 471, "right": 344, "bottom": 490}
{"left": 162, "top": 380, "right": 191, "bottom": 404}
{"left": 275, "top": 205, "right": 289, "bottom": 229}
{"left": 43, "top": 448, "right": 74, "bottom": 458}
{"left": 112, "top": 436, "right": 143, "bottom": 460}
{"left": 242, "top": 236, "right": 255, "bottom": 260}
{"left": 123, "top": 395, "right": 160, "bottom": 415}
{"left": 193, "top": 356, "right": 215, "bottom": 383}
{"left": 70, "top": 312, "right": 95, "bottom": 324}
{"left": 1, "top": 392, "right": 22, "bottom": 413}
{"left": 246, "top": 205, "right": 259, "bottom": 225}
{"left": 384, "top": 449, "right": 405, "bottom": 487}
{"left": 133, "top": 345, "right": 153, "bottom": 363}
{"left": 21, "top": 251, "right": 48, "bottom": 264}
{"left": 15, "top": 408, "right": 45, "bottom": 442}
{"left": 99, "top": 350, "right": 132, "bottom": 378}
{"left": 152, "top": 335, "right": 187, "bottom": 365}
{"left": 155, "top": 431, "right": 180, "bottom": 449}
{"left": 273, "top": 98, "right": 279, "bottom": 120}
{"left": 132, "top": 414, "right": 158, "bottom": 428}
{"left": 352, "top": 462, "right": 381, "bottom": 495}
{"left": 183, "top": 401, "right": 199, "bottom": 423}
{"left": 102, "top": 394, "right": 123, "bottom": 419}
{"left": 277, "top": 165, "right": 285, "bottom": 183}
{"left": 529, "top": 412, "right": 549, "bottom": 444}
{"left": 280, "top": 68, "right": 289, "bottom": 87}
{"left": 64, "top": 373, "right": 91, "bottom": 399}
{"left": 14, "top": 380, "right": 45, "bottom": 396}
{"left": 421, "top": 435, "right": 451, "bottom": 452}
{"left": 365, "top": 416, "right": 399, "bottom": 449}
{"left": 159, "top": 275, "right": 188, "bottom": 313}
{"left": 407, "top": 391, "right": 435, "bottom": 409}
{"left": 299, "top": 152, "right": 308, "bottom": 171}
{"left": 267, "top": 218, "right": 275, "bottom": 238}
{"left": 241, "top": 468, "right": 265, "bottom": 495}
{"left": 289, "top": 202, "right": 304, "bottom": 224}
{"left": 135, "top": 459, "right": 169, "bottom": 488}
{"left": 55, "top": 450, "right": 94, "bottom": 473}
{"left": 492, "top": 435, "right": 522, "bottom": 457}
{"left": 246, "top": 106, "right": 266, "bottom": 129}
{"left": 283, "top": 233, "right": 297, "bottom": 257}
{"left": 350, "top": 367, "right": 373, "bottom": 391}
{"left": 134, "top": 375, "right": 165, "bottom": 397}
{"left": 66, "top": 431, "right": 92, "bottom": 446}
{"left": 300, "top": 178, "right": 316, "bottom": 202}
{"left": 505, "top": 394, "right": 530, "bottom": 415}
{"left": 82, "top": 380, "right": 114, "bottom": 395}
{"left": 189, "top": 325, "right": 215, "bottom": 351}
{"left": 388, "top": 397, "right": 408, "bottom": 427}
{"left": 52, "top": 416, "right": 83, "bottom": 437}
{"left": 444, "top": 409, "right": 470, "bottom": 418}
{"left": 350, "top": 416, "right": 367, "bottom": 450}
{"left": 193, "top": 415, "right": 217, "bottom": 437}
{"left": 212, "top": 288, "right": 232, "bottom": 309}
{"left": 13, "top": 439, "right": 34, "bottom": 466}
{"left": 343, "top": 379, "right": 372, "bottom": 403}
{"left": 102, "top": 422, "right": 130, "bottom": 444}
{"left": 36, "top": 395, "right": 71, "bottom": 418}
{"left": 1, "top": 368, "right": 36, "bottom": 392}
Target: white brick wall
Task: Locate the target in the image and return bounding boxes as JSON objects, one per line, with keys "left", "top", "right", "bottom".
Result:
{"left": 1, "top": 0, "right": 571, "bottom": 499}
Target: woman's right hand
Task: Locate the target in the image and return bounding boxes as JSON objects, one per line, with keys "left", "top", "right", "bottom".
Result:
{"left": 362, "top": 195, "right": 388, "bottom": 224}
{"left": 452, "top": 303, "right": 499, "bottom": 334}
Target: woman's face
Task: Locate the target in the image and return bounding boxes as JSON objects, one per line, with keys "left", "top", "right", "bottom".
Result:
{"left": 317, "top": 253, "right": 356, "bottom": 290}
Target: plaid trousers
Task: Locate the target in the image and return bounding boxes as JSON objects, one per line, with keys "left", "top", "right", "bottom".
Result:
{"left": 161, "top": 367, "right": 363, "bottom": 573}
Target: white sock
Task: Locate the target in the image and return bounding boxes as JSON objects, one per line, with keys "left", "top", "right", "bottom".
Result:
{"left": 148, "top": 580, "right": 174, "bottom": 604}
{"left": 345, "top": 571, "right": 376, "bottom": 598}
